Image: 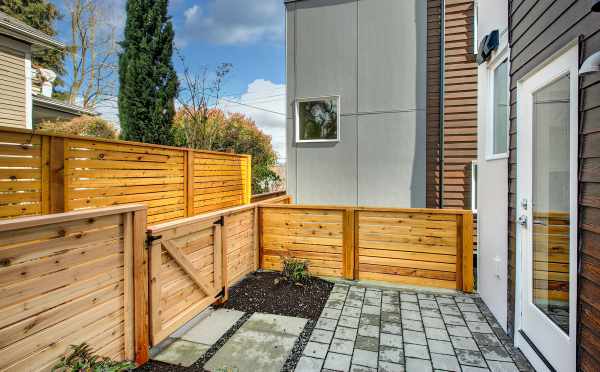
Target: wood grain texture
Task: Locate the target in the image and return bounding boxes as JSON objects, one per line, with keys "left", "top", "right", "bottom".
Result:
{"left": 0, "top": 205, "right": 144, "bottom": 371}
{"left": 0, "top": 127, "right": 252, "bottom": 225}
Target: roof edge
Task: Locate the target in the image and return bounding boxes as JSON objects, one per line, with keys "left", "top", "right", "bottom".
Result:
{"left": 0, "top": 11, "right": 64, "bottom": 50}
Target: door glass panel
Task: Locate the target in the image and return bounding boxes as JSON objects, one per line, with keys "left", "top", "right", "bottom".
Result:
{"left": 532, "top": 74, "right": 570, "bottom": 334}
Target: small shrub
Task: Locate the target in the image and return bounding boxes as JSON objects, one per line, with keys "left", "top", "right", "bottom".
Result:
{"left": 52, "top": 343, "right": 134, "bottom": 372}
{"left": 279, "top": 257, "right": 310, "bottom": 284}
{"left": 38, "top": 116, "right": 119, "bottom": 139}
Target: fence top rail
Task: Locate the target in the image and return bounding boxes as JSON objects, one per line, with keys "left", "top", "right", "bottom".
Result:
{"left": 0, "top": 203, "right": 147, "bottom": 232}
{"left": 0, "top": 126, "right": 251, "bottom": 159}
{"left": 258, "top": 204, "right": 473, "bottom": 216}
{"left": 148, "top": 194, "right": 292, "bottom": 233}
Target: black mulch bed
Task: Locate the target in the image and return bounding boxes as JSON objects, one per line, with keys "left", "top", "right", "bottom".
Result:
{"left": 136, "top": 271, "right": 333, "bottom": 372}
{"left": 216, "top": 271, "right": 334, "bottom": 320}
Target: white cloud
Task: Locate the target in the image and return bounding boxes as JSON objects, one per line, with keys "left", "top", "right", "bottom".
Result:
{"left": 220, "top": 79, "right": 287, "bottom": 162}
{"left": 181, "top": 0, "right": 284, "bottom": 45}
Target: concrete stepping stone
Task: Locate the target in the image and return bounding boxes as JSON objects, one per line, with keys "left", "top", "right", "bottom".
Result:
{"left": 181, "top": 308, "right": 245, "bottom": 345}
{"left": 153, "top": 339, "right": 211, "bottom": 367}
{"left": 205, "top": 312, "right": 308, "bottom": 372}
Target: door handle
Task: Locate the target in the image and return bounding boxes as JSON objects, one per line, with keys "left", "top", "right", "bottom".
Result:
{"left": 532, "top": 220, "right": 547, "bottom": 226}
{"left": 518, "top": 215, "right": 528, "bottom": 227}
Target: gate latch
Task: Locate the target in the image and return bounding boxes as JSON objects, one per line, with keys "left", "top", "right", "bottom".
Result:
{"left": 146, "top": 234, "right": 162, "bottom": 248}
{"left": 214, "top": 216, "right": 224, "bottom": 226}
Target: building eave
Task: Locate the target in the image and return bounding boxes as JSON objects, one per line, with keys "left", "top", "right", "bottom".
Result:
{"left": 32, "top": 95, "right": 97, "bottom": 117}
{"left": 0, "top": 11, "right": 64, "bottom": 50}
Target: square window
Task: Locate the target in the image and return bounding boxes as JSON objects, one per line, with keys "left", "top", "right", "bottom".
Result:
{"left": 295, "top": 96, "right": 340, "bottom": 143}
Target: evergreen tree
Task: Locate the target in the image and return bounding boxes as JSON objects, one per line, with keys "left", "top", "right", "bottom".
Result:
{"left": 118, "top": 0, "right": 177, "bottom": 145}
{"left": 0, "top": 0, "right": 65, "bottom": 87}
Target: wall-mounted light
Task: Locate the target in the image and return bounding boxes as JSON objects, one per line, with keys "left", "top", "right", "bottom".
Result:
{"left": 593, "top": 0, "right": 600, "bottom": 12}
{"left": 580, "top": 51, "right": 600, "bottom": 75}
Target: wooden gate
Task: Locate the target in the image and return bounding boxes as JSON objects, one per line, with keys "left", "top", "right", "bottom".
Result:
{"left": 147, "top": 215, "right": 225, "bottom": 345}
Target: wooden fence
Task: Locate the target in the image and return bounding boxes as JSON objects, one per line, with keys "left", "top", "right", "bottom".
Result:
{"left": 0, "top": 204, "right": 148, "bottom": 371}
{"left": 146, "top": 194, "right": 291, "bottom": 345}
{"left": 0, "top": 196, "right": 475, "bottom": 370}
{"left": 259, "top": 205, "right": 474, "bottom": 292}
{"left": 0, "top": 127, "right": 251, "bottom": 225}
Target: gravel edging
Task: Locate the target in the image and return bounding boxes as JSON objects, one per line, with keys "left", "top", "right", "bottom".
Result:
{"left": 281, "top": 319, "right": 317, "bottom": 372}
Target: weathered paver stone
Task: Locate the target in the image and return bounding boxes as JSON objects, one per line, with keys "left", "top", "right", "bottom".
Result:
{"left": 303, "top": 341, "right": 329, "bottom": 359}
{"left": 456, "top": 349, "right": 487, "bottom": 368}
{"left": 330, "top": 338, "right": 354, "bottom": 355}
{"left": 352, "top": 349, "right": 378, "bottom": 368}
{"left": 153, "top": 339, "right": 211, "bottom": 367}
{"left": 405, "top": 357, "right": 432, "bottom": 372}
{"left": 431, "top": 353, "right": 461, "bottom": 371}
{"left": 205, "top": 313, "right": 306, "bottom": 372}
{"left": 324, "top": 352, "right": 352, "bottom": 371}
{"left": 311, "top": 329, "right": 334, "bottom": 344}
{"left": 355, "top": 335, "right": 379, "bottom": 352}
{"left": 404, "top": 343, "right": 429, "bottom": 360}
{"left": 487, "top": 360, "right": 520, "bottom": 372}
{"left": 427, "top": 339, "right": 454, "bottom": 355}
{"left": 379, "top": 345, "right": 403, "bottom": 363}
{"left": 380, "top": 333, "right": 403, "bottom": 348}
{"left": 181, "top": 309, "right": 245, "bottom": 345}
{"left": 295, "top": 356, "right": 324, "bottom": 372}
{"left": 379, "top": 361, "right": 405, "bottom": 372}
{"left": 450, "top": 335, "right": 479, "bottom": 351}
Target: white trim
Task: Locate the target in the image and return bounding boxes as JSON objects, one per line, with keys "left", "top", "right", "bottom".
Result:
{"left": 24, "top": 51, "right": 32, "bottom": 129}
{"left": 294, "top": 95, "right": 341, "bottom": 143}
{"left": 485, "top": 46, "right": 510, "bottom": 161}
{"left": 515, "top": 42, "right": 578, "bottom": 372}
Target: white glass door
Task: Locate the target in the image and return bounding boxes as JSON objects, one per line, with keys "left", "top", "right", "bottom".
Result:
{"left": 516, "top": 44, "right": 578, "bottom": 372}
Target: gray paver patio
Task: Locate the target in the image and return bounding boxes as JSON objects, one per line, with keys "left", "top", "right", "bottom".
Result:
{"left": 205, "top": 312, "right": 307, "bottom": 372}
{"left": 294, "top": 283, "right": 534, "bottom": 372}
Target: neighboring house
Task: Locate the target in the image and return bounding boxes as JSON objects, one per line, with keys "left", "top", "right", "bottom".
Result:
{"left": 0, "top": 11, "right": 94, "bottom": 129}
{"left": 284, "top": 0, "right": 477, "bottom": 210}
{"left": 285, "top": 0, "right": 427, "bottom": 207}
{"left": 475, "top": 1, "right": 600, "bottom": 371}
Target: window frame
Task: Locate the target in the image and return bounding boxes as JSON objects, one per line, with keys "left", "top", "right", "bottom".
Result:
{"left": 294, "top": 95, "right": 341, "bottom": 144}
{"left": 486, "top": 48, "right": 510, "bottom": 161}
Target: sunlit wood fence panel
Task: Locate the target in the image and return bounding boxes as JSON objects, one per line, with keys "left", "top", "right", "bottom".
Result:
{"left": 0, "top": 205, "right": 148, "bottom": 371}
{"left": 0, "top": 131, "right": 45, "bottom": 218}
{"left": 260, "top": 206, "right": 345, "bottom": 278}
{"left": 356, "top": 209, "right": 469, "bottom": 290}
{"left": 64, "top": 139, "right": 186, "bottom": 225}
{"left": 224, "top": 208, "right": 257, "bottom": 285}
{"left": 0, "top": 127, "right": 252, "bottom": 224}
{"left": 192, "top": 152, "right": 251, "bottom": 214}
{"left": 258, "top": 205, "right": 474, "bottom": 292}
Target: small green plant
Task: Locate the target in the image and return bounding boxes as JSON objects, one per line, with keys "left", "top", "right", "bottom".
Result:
{"left": 52, "top": 343, "right": 134, "bottom": 372}
{"left": 278, "top": 257, "right": 310, "bottom": 284}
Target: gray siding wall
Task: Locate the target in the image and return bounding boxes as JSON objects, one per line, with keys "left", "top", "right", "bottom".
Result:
{"left": 286, "top": 0, "right": 427, "bottom": 207}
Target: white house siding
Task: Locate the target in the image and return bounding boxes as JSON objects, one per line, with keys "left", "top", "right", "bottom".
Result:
{"left": 476, "top": 0, "right": 509, "bottom": 332}
{"left": 285, "top": 0, "right": 427, "bottom": 207}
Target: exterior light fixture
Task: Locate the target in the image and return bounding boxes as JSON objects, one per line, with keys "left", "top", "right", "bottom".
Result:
{"left": 580, "top": 51, "right": 600, "bottom": 75}
{"left": 593, "top": 0, "right": 600, "bottom": 12}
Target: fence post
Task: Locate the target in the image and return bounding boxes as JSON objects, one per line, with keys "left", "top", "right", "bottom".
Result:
{"left": 461, "top": 212, "right": 474, "bottom": 292}
{"left": 49, "top": 137, "right": 65, "bottom": 213}
{"left": 40, "top": 136, "right": 50, "bottom": 214}
{"left": 343, "top": 208, "right": 355, "bottom": 280}
{"left": 243, "top": 155, "right": 252, "bottom": 204}
{"left": 185, "top": 149, "right": 195, "bottom": 217}
{"left": 217, "top": 216, "right": 229, "bottom": 304}
{"left": 133, "top": 209, "right": 149, "bottom": 365}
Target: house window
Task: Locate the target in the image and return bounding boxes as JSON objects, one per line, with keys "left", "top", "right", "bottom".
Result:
{"left": 295, "top": 96, "right": 340, "bottom": 143}
{"left": 489, "top": 59, "right": 509, "bottom": 158}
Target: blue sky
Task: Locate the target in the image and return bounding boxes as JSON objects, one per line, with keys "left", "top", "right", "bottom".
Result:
{"left": 54, "top": 0, "right": 287, "bottom": 160}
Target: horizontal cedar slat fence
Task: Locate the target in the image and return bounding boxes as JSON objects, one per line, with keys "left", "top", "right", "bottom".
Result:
{"left": 0, "top": 127, "right": 252, "bottom": 224}
{"left": 259, "top": 205, "right": 474, "bottom": 292}
{"left": 146, "top": 194, "right": 292, "bottom": 345}
{"left": 0, "top": 204, "right": 149, "bottom": 371}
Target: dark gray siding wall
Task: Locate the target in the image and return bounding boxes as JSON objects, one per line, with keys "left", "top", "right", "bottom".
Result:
{"left": 507, "top": 1, "right": 600, "bottom": 370}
